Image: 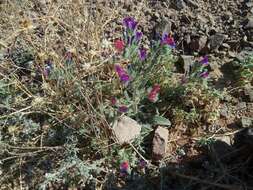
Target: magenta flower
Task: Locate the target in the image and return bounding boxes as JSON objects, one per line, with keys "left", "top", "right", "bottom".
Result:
{"left": 200, "top": 71, "right": 209, "bottom": 78}
{"left": 111, "top": 97, "right": 117, "bottom": 106}
{"left": 118, "top": 106, "right": 128, "bottom": 113}
{"left": 120, "top": 161, "right": 129, "bottom": 176}
{"left": 123, "top": 17, "right": 137, "bottom": 31}
{"left": 148, "top": 84, "right": 160, "bottom": 102}
{"left": 139, "top": 48, "right": 147, "bottom": 61}
{"left": 200, "top": 55, "right": 208, "bottom": 65}
{"left": 161, "top": 33, "right": 176, "bottom": 48}
{"left": 135, "top": 31, "right": 143, "bottom": 42}
{"left": 114, "top": 39, "right": 125, "bottom": 52}
{"left": 115, "top": 64, "right": 130, "bottom": 83}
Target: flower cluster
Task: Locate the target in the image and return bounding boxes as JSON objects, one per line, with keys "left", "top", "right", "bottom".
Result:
{"left": 115, "top": 64, "right": 130, "bottom": 83}
{"left": 199, "top": 55, "right": 209, "bottom": 78}
{"left": 120, "top": 161, "right": 129, "bottom": 176}
{"left": 161, "top": 33, "right": 176, "bottom": 48}
{"left": 148, "top": 84, "right": 161, "bottom": 102}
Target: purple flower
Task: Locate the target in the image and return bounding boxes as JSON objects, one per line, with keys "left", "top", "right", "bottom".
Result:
{"left": 120, "top": 73, "right": 130, "bottom": 82}
{"left": 115, "top": 64, "right": 130, "bottom": 83}
{"left": 139, "top": 48, "right": 147, "bottom": 61}
{"left": 139, "top": 159, "right": 147, "bottom": 169}
{"left": 123, "top": 17, "right": 137, "bottom": 31}
{"left": 118, "top": 106, "right": 128, "bottom": 113}
{"left": 200, "top": 71, "right": 209, "bottom": 78}
{"left": 200, "top": 55, "right": 208, "bottom": 65}
{"left": 135, "top": 31, "right": 143, "bottom": 42}
{"left": 161, "top": 33, "right": 176, "bottom": 48}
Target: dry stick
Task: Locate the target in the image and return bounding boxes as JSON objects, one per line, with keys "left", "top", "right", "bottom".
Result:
{"left": 168, "top": 129, "right": 243, "bottom": 143}
{"left": 0, "top": 106, "right": 32, "bottom": 119}
{"left": 129, "top": 142, "right": 149, "bottom": 164}
{"left": 169, "top": 171, "right": 248, "bottom": 190}
{"left": 0, "top": 150, "right": 45, "bottom": 162}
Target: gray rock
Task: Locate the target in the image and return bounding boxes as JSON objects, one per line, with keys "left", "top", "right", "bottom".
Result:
{"left": 190, "top": 36, "right": 208, "bottom": 52}
{"left": 236, "top": 102, "right": 247, "bottom": 111}
{"left": 244, "top": 17, "right": 253, "bottom": 30}
{"left": 152, "top": 126, "right": 169, "bottom": 161}
{"left": 184, "top": 0, "right": 199, "bottom": 8}
{"left": 175, "top": 0, "right": 187, "bottom": 10}
{"left": 178, "top": 55, "right": 195, "bottom": 74}
{"left": 208, "top": 33, "right": 226, "bottom": 50}
{"left": 241, "top": 117, "right": 253, "bottom": 128}
{"left": 220, "top": 104, "right": 229, "bottom": 118}
{"left": 113, "top": 116, "right": 141, "bottom": 144}
{"left": 244, "top": 85, "right": 253, "bottom": 102}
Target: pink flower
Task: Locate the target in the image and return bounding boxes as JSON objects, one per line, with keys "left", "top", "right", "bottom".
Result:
{"left": 161, "top": 33, "right": 176, "bottom": 48}
{"left": 111, "top": 97, "right": 117, "bottom": 105}
{"left": 114, "top": 39, "right": 125, "bottom": 52}
{"left": 120, "top": 161, "right": 129, "bottom": 176}
{"left": 148, "top": 84, "right": 160, "bottom": 102}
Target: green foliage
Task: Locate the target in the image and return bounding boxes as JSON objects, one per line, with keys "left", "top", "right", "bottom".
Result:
{"left": 236, "top": 55, "right": 253, "bottom": 85}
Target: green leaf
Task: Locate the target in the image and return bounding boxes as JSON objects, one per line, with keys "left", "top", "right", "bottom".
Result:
{"left": 152, "top": 115, "right": 171, "bottom": 127}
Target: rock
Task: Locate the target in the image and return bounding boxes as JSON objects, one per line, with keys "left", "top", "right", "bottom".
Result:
{"left": 220, "top": 104, "right": 229, "bottom": 118}
{"left": 178, "top": 55, "right": 194, "bottom": 74}
{"left": 234, "top": 128, "right": 253, "bottom": 152}
{"left": 240, "top": 117, "right": 253, "bottom": 128}
{"left": 113, "top": 116, "right": 141, "bottom": 144}
{"left": 184, "top": 0, "right": 199, "bottom": 8}
{"left": 214, "top": 135, "right": 233, "bottom": 146}
{"left": 209, "top": 139, "right": 233, "bottom": 163}
{"left": 190, "top": 36, "right": 207, "bottom": 52}
{"left": 244, "top": 85, "right": 253, "bottom": 102}
{"left": 208, "top": 33, "right": 226, "bottom": 50}
{"left": 244, "top": 17, "right": 253, "bottom": 30}
{"left": 175, "top": 0, "right": 187, "bottom": 10}
{"left": 236, "top": 102, "right": 247, "bottom": 111}
{"left": 152, "top": 126, "right": 169, "bottom": 161}
{"left": 228, "top": 51, "right": 236, "bottom": 58}
{"left": 246, "top": 2, "right": 253, "bottom": 8}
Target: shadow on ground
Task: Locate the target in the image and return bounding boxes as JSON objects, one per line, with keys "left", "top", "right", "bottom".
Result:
{"left": 104, "top": 127, "right": 253, "bottom": 190}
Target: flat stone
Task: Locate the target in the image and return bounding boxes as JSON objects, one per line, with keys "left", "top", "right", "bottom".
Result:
{"left": 208, "top": 33, "right": 226, "bottom": 50}
{"left": 178, "top": 55, "right": 194, "bottom": 74}
{"left": 113, "top": 116, "right": 141, "bottom": 144}
{"left": 190, "top": 36, "right": 207, "bottom": 52}
{"left": 152, "top": 126, "right": 169, "bottom": 161}
{"left": 241, "top": 117, "right": 253, "bottom": 128}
